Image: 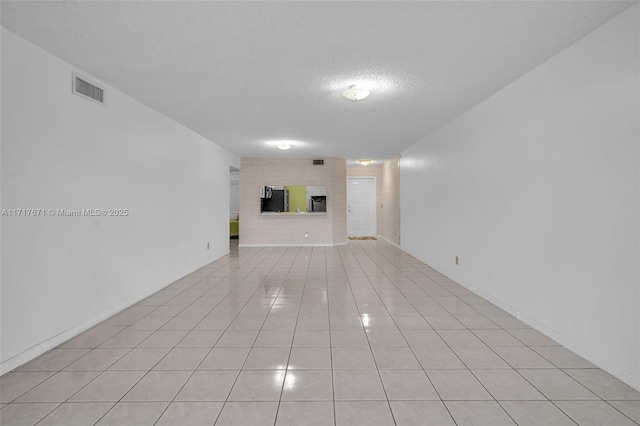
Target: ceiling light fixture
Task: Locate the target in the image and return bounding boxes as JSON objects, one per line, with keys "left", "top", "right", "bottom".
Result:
{"left": 342, "top": 85, "right": 371, "bottom": 101}
{"left": 276, "top": 143, "right": 292, "bottom": 150}
{"left": 358, "top": 159, "right": 372, "bottom": 166}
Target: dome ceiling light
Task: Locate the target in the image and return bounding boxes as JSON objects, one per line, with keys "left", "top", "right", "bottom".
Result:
{"left": 342, "top": 85, "right": 371, "bottom": 101}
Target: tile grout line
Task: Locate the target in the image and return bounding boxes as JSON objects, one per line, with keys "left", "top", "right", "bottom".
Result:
{"left": 336, "top": 243, "right": 398, "bottom": 425}
{"left": 357, "top": 240, "right": 547, "bottom": 424}
{"left": 359, "top": 239, "right": 636, "bottom": 425}
{"left": 86, "top": 246, "right": 273, "bottom": 426}
{"left": 348, "top": 240, "right": 462, "bottom": 425}
{"left": 273, "top": 246, "right": 312, "bottom": 425}
{"left": 4, "top": 241, "right": 638, "bottom": 425}
{"left": 326, "top": 246, "right": 338, "bottom": 426}
{"left": 87, "top": 246, "right": 267, "bottom": 425}
{"left": 149, "top": 246, "right": 283, "bottom": 425}
{"left": 211, "top": 246, "right": 297, "bottom": 426}
{"left": 23, "top": 246, "right": 268, "bottom": 415}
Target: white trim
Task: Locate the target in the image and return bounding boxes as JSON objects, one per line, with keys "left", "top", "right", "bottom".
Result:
{"left": 239, "top": 242, "right": 348, "bottom": 248}
{"left": 346, "top": 176, "right": 377, "bottom": 237}
{"left": 399, "top": 244, "right": 640, "bottom": 391}
{"left": 1, "top": 295, "right": 143, "bottom": 374}
{"left": 0, "top": 253, "right": 229, "bottom": 375}
{"left": 377, "top": 235, "right": 402, "bottom": 249}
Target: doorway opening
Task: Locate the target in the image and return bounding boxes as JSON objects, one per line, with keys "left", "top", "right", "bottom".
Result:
{"left": 229, "top": 166, "right": 239, "bottom": 244}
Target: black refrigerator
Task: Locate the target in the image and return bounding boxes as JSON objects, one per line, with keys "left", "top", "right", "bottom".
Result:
{"left": 262, "top": 189, "right": 289, "bottom": 212}
{"left": 310, "top": 195, "right": 326, "bottom": 212}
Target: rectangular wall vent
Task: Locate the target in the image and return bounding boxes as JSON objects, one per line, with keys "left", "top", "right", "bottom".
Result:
{"left": 72, "top": 73, "right": 104, "bottom": 104}
{"left": 313, "top": 159, "right": 324, "bottom": 165}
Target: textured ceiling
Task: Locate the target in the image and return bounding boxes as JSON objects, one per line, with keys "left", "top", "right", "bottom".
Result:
{"left": 1, "top": 1, "right": 635, "bottom": 163}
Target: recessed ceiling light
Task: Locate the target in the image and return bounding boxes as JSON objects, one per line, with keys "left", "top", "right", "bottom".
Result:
{"left": 342, "top": 85, "right": 371, "bottom": 101}
{"left": 276, "top": 143, "right": 292, "bottom": 150}
{"left": 358, "top": 159, "right": 372, "bottom": 166}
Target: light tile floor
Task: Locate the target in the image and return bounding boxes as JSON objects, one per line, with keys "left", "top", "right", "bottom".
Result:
{"left": 1, "top": 240, "right": 639, "bottom": 425}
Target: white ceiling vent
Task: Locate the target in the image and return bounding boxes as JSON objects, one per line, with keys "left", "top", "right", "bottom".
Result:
{"left": 72, "top": 72, "right": 104, "bottom": 104}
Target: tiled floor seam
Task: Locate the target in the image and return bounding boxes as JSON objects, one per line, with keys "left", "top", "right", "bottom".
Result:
{"left": 89, "top": 245, "right": 277, "bottom": 425}
{"left": 336, "top": 243, "right": 398, "bottom": 425}
{"left": 212, "top": 246, "right": 298, "bottom": 426}
{"left": 273, "top": 247, "right": 311, "bottom": 425}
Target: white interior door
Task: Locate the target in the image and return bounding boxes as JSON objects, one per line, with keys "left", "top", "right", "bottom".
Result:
{"left": 347, "top": 177, "right": 376, "bottom": 237}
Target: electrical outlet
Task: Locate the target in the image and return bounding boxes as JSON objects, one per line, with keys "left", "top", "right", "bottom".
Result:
{"left": 304, "top": 232, "right": 309, "bottom": 238}
{"left": 455, "top": 256, "right": 459, "bottom": 265}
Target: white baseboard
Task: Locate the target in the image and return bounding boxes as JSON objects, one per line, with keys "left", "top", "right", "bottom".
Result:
{"left": 377, "top": 235, "right": 402, "bottom": 249}
{"left": 239, "top": 241, "right": 348, "bottom": 248}
{"left": 0, "top": 253, "right": 228, "bottom": 375}
{"left": 459, "top": 279, "right": 640, "bottom": 391}
{"left": 0, "top": 295, "right": 142, "bottom": 374}
{"left": 399, "top": 245, "right": 640, "bottom": 392}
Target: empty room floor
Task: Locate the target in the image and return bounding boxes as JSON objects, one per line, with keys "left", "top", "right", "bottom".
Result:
{"left": 1, "top": 240, "right": 639, "bottom": 425}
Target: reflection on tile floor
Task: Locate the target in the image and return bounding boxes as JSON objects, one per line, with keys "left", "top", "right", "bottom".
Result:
{"left": 1, "top": 240, "right": 638, "bottom": 425}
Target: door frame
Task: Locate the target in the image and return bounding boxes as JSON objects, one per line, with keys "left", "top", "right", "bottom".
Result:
{"left": 346, "top": 176, "right": 377, "bottom": 237}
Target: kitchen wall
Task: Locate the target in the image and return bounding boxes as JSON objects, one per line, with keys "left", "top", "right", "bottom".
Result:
{"left": 285, "top": 185, "right": 307, "bottom": 213}
{"left": 239, "top": 158, "right": 347, "bottom": 246}
{"left": 400, "top": 5, "right": 639, "bottom": 389}
{"left": 1, "top": 28, "right": 237, "bottom": 373}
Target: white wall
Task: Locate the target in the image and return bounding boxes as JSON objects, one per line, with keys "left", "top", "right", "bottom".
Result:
{"left": 0, "top": 28, "right": 236, "bottom": 373}
{"left": 401, "top": 5, "right": 639, "bottom": 389}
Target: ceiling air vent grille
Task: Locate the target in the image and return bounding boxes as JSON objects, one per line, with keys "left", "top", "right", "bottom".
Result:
{"left": 313, "top": 159, "right": 324, "bottom": 165}
{"left": 72, "top": 73, "right": 104, "bottom": 104}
